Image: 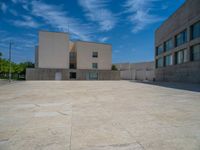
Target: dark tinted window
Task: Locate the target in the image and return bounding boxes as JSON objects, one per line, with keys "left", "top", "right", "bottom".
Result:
{"left": 191, "top": 21, "right": 200, "bottom": 40}
{"left": 175, "top": 30, "right": 187, "bottom": 47}
{"left": 191, "top": 44, "right": 200, "bottom": 61}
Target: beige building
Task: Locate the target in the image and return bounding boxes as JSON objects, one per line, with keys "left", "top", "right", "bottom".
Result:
{"left": 26, "top": 31, "right": 119, "bottom": 80}
{"left": 36, "top": 31, "right": 69, "bottom": 69}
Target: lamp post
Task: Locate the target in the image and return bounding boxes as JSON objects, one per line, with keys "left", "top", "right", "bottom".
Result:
{"left": 9, "top": 41, "right": 13, "bottom": 82}
{"left": 0, "top": 52, "right": 2, "bottom": 77}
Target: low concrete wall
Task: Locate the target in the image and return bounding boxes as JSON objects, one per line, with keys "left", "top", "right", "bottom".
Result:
{"left": 77, "top": 69, "right": 120, "bottom": 80}
{"left": 26, "top": 68, "right": 69, "bottom": 80}
{"left": 26, "top": 68, "right": 120, "bottom": 80}
{"left": 115, "top": 62, "right": 155, "bottom": 81}
{"left": 155, "top": 61, "right": 200, "bottom": 83}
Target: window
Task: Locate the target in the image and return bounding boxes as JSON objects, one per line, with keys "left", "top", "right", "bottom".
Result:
{"left": 164, "top": 38, "right": 173, "bottom": 51}
{"left": 89, "top": 72, "right": 98, "bottom": 80}
{"left": 156, "top": 57, "right": 163, "bottom": 68}
{"left": 191, "top": 44, "right": 200, "bottom": 61}
{"left": 92, "top": 63, "right": 98, "bottom": 69}
{"left": 70, "top": 52, "right": 76, "bottom": 61}
{"left": 175, "top": 30, "right": 187, "bottom": 47}
{"left": 191, "top": 21, "right": 200, "bottom": 40}
{"left": 175, "top": 49, "right": 187, "bottom": 64}
{"left": 156, "top": 45, "right": 163, "bottom": 55}
{"left": 92, "top": 52, "right": 98, "bottom": 58}
{"left": 165, "top": 54, "right": 173, "bottom": 66}
{"left": 70, "top": 63, "right": 76, "bottom": 69}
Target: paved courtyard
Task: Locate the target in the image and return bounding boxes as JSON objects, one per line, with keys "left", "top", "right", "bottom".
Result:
{"left": 0, "top": 81, "right": 200, "bottom": 150}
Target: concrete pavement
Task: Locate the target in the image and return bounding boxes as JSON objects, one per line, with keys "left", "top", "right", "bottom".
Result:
{"left": 0, "top": 81, "right": 200, "bottom": 150}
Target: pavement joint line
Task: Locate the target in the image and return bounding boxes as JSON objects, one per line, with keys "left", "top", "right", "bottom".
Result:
{"left": 69, "top": 104, "right": 73, "bottom": 150}
{"left": 97, "top": 96, "right": 146, "bottom": 150}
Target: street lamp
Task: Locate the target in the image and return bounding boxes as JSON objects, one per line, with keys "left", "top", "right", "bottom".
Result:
{"left": 0, "top": 52, "right": 2, "bottom": 76}
{"left": 9, "top": 41, "right": 13, "bottom": 82}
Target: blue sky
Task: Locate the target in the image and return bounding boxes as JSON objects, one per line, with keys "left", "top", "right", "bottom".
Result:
{"left": 0, "top": 0, "right": 185, "bottom": 63}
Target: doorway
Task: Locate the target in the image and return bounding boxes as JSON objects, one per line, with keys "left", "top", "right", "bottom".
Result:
{"left": 70, "top": 72, "right": 76, "bottom": 79}
{"left": 55, "top": 72, "right": 62, "bottom": 80}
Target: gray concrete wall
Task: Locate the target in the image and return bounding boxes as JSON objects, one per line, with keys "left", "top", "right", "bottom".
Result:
{"left": 76, "top": 69, "right": 120, "bottom": 80}
{"left": 26, "top": 68, "right": 120, "bottom": 80}
{"left": 155, "top": 61, "right": 200, "bottom": 83}
{"left": 115, "top": 62, "right": 155, "bottom": 81}
{"left": 155, "top": 0, "right": 200, "bottom": 83}
{"left": 26, "top": 68, "right": 69, "bottom": 80}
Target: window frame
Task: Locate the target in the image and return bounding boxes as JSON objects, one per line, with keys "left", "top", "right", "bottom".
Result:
{"left": 164, "top": 38, "right": 173, "bottom": 52}
{"left": 191, "top": 44, "right": 200, "bottom": 61}
{"left": 175, "top": 49, "right": 187, "bottom": 65}
{"left": 92, "top": 52, "right": 98, "bottom": 58}
{"left": 191, "top": 21, "right": 200, "bottom": 40}
{"left": 92, "top": 63, "right": 98, "bottom": 69}
{"left": 156, "top": 57, "right": 163, "bottom": 68}
{"left": 164, "top": 54, "right": 173, "bottom": 66}
{"left": 175, "top": 29, "right": 187, "bottom": 47}
{"left": 156, "top": 45, "right": 163, "bottom": 56}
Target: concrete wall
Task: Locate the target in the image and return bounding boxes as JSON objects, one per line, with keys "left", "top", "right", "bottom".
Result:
{"left": 26, "top": 68, "right": 69, "bottom": 80}
{"left": 75, "top": 41, "right": 112, "bottom": 70}
{"left": 155, "top": 0, "right": 200, "bottom": 83}
{"left": 155, "top": 61, "right": 200, "bottom": 83}
{"left": 76, "top": 69, "right": 120, "bottom": 80}
{"left": 26, "top": 68, "right": 120, "bottom": 80}
{"left": 115, "top": 62, "right": 155, "bottom": 81}
{"left": 38, "top": 31, "right": 69, "bottom": 69}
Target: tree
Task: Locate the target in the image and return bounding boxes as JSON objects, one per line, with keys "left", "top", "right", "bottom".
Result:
{"left": 111, "top": 65, "right": 118, "bottom": 71}
{"left": 0, "top": 58, "right": 34, "bottom": 79}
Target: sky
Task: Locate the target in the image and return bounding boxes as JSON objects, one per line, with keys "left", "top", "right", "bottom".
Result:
{"left": 0, "top": 0, "right": 185, "bottom": 64}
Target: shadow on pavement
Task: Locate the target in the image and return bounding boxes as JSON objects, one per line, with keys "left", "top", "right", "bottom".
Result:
{"left": 129, "top": 80, "right": 200, "bottom": 92}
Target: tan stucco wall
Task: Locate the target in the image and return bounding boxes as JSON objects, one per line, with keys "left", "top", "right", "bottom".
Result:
{"left": 38, "top": 31, "right": 69, "bottom": 69}
{"left": 75, "top": 41, "right": 112, "bottom": 70}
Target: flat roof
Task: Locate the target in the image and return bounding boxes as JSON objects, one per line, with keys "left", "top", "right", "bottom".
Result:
{"left": 38, "top": 30, "right": 111, "bottom": 46}
{"left": 39, "top": 30, "right": 69, "bottom": 35}
{"left": 75, "top": 40, "right": 111, "bottom": 46}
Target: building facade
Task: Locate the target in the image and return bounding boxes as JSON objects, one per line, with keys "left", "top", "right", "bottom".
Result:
{"left": 155, "top": 0, "right": 200, "bottom": 83}
{"left": 26, "top": 31, "right": 119, "bottom": 80}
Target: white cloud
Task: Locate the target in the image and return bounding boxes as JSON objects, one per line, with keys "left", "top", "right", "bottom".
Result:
{"left": 31, "top": 1, "right": 93, "bottom": 41}
{"left": 12, "top": 15, "right": 40, "bottom": 28}
{"left": 1, "top": 3, "right": 7, "bottom": 13}
{"left": 124, "top": 0, "right": 164, "bottom": 33}
{"left": 78, "top": 0, "right": 117, "bottom": 31}
{"left": 99, "top": 37, "right": 109, "bottom": 42}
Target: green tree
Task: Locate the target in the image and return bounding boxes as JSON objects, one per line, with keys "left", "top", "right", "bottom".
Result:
{"left": 111, "top": 65, "right": 118, "bottom": 71}
{"left": 0, "top": 58, "right": 34, "bottom": 79}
